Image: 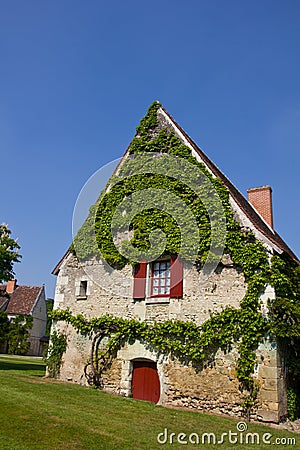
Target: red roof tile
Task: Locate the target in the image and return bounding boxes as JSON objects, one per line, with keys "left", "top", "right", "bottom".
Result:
{"left": 5, "top": 286, "right": 42, "bottom": 315}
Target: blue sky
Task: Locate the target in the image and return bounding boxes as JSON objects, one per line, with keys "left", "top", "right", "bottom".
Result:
{"left": 1, "top": 0, "right": 299, "bottom": 298}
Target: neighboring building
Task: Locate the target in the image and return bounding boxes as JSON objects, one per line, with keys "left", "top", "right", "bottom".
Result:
{"left": 51, "top": 102, "right": 299, "bottom": 423}
{"left": 0, "top": 280, "right": 47, "bottom": 356}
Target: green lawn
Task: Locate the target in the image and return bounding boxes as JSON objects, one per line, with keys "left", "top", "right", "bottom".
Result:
{"left": 0, "top": 355, "right": 298, "bottom": 449}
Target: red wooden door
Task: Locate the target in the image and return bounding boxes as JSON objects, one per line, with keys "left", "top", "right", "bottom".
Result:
{"left": 131, "top": 361, "right": 160, "bottom": 404}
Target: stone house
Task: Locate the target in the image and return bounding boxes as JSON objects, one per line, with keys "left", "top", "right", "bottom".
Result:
{"left": 0, "top": 279, "right": 47, "bottom": 356}
{"left": 51, "top": 102, "right": 299, "bottom": 423}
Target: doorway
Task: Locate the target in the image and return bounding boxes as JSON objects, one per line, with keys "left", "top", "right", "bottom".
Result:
{"left": 131, "top": 360, "right": 160, "bottom": 404}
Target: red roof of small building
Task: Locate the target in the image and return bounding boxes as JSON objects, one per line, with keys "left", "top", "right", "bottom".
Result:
{"left": 1, "top": 285, "right": 42, "bottom": 315}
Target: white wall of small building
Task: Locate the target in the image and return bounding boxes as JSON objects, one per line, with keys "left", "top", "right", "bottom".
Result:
{"left": 28, "top": 287, "right": 47, "bottom": 356}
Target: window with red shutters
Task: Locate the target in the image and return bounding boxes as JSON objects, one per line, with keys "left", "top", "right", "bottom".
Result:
{"left": 133, "top": 262, "right": 147, "bottom": 299}
{"left": 170, "top": 255, "right": 183, "bottom": 298}
{"left": 134, "top": 257, "right": 183, "bottom": 300}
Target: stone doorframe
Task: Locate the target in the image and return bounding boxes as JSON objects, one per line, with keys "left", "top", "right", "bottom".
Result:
{"left": 118, "top": 340, "right": 168, "bottom": 405}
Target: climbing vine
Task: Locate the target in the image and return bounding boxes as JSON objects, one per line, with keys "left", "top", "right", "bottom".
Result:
{"left": 44, "top": 330, "right": 67, "bottom": 378}
{"left": 60, "top": 102, "right": 300, "bottom": 419}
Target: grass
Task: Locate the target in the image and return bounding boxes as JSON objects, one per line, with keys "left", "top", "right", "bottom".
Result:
{"left": 0, "top": 355, "right": 299, "bottom": 449}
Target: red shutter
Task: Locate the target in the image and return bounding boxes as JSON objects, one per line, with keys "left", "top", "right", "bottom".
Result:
{"left": 133, "top": 262, "right": 147, "bottom": 299}
{"left": 170, "top": 255, "right": 183, "bottom": 298}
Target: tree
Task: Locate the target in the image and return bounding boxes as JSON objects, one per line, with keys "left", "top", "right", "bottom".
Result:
{"left": 0, "top": 223, "right": 21, "bottom": 283}
{"left": 7, "top": 315, "right": 33, "bottom": 355}
{"left": 0, "top": 224, "right": 22, "bottom": 348}
{"left": 0, "top": 310, "right": 9, "bottom": 343}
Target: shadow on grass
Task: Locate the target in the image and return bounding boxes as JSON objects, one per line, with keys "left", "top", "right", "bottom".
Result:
{"left": 0, "top": 359, "right": 46, "bottom": 374}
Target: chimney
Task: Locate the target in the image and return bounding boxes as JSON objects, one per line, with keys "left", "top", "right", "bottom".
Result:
{"left": 6, "top": 279, "right": 17, "bottom": 294}
{"left": 247, "top": 186, "right": 273, "bottom": 229}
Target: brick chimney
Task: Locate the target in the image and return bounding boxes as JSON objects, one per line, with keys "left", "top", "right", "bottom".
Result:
{"left": 247, "top": 186, "right": 273, "bottom": 229}
{"left": 6, "top": 279, "right": 17, "bottom": 294}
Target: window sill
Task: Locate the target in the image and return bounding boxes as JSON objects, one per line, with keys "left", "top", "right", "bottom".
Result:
{"left": 76, "top": 296, "right": 87, "bottom": 301}
{"left": 146, "top": 297, "right": 170, "bottom": 305}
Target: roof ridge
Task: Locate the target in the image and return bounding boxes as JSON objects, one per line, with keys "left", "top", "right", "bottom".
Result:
{"left": 14, "top": 285, "right": 42, "bottom": 289}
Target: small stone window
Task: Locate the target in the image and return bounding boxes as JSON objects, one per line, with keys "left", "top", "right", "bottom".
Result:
{"left": 76, "top": 280, "right": 88, "bottom": 299}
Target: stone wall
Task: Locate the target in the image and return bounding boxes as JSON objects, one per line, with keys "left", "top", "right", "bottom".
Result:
{"left": 163, "top": 359, "right": 243, "bottom": 416}
{"left": 53, "top": 253, "right": 286, "bottom": 422}
{"left": 54, "top": 253, "right": 247, "bottom": 324}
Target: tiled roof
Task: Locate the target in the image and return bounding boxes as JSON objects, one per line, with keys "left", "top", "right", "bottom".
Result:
{"left": 4, "top": 286, "right": 42, "bottom": 315}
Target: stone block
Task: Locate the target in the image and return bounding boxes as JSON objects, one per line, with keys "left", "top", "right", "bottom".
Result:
{"left": 257, "top": 409, "right": 279, "bottom": 423}
{"left": 54, "top": 293, "right": 64, "bottom": 303}
{"left": 267, "top": 351, "right": 280, "bottom": 367}
{"left": 265, "top": 401, "right": 280, "bottom": 412}
{"left": 263, "top": 378, "right": 277, "bottom": 390}
{"left": 260, "top": 389, "right": 278, "bottom": 402}
{"left": 119, "top": 380, "right": 131, "bottom": 390}
{"left": 258, "top": 366, "right": 279, "bottom": 379}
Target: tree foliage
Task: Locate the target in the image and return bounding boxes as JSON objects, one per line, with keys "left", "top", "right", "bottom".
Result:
{"left": 0, "top": 224, "right": 25, "bottom": 352}
{"left": 0, "top": 223, "right": 21, "bottom": 283}
{"left": 0, "top": 310, "right": 10, "bottom": 343}
{"left": 7, "top": 315, "right": 33, "bottom": 355}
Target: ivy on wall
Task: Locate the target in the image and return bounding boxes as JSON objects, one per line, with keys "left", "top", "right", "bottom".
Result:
{"left": 56, "top": 102, "right": 300, "bottom": 419}
{"left": 44, "top": 330, "right": 67, "bottom": 378}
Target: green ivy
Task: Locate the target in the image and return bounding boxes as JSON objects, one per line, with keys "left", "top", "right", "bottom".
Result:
{"left": 287, "top": 387, "right": 299, "bottom": 421}
{"left": 44, "top": 330, "right": 67, "bottom": 378}
{"left": 72, "top": 102, "right": 238, "bottom": 267}
{"left": 63, "top": 101, "right": 300, "bottom": 419}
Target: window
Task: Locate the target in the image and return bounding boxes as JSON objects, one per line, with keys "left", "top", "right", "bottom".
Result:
{"left": 77, "top": 280, "right": 87, "bottom": 299}
{"left": 133, "top": 256, "right": 183, "bottom": 300}
{"left": 151, "top": 260, "right": 171, "bottom": 297}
